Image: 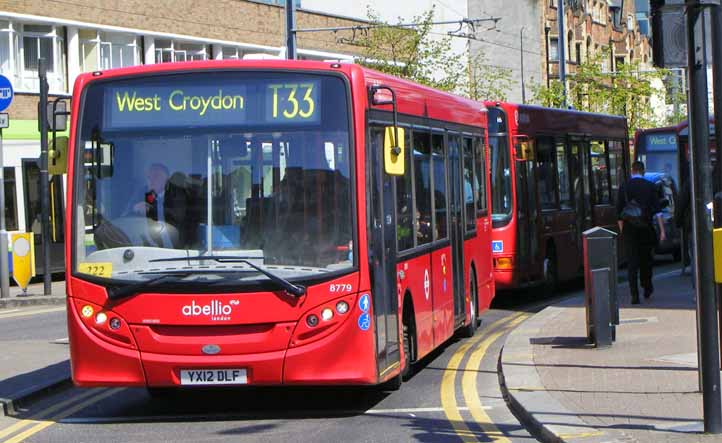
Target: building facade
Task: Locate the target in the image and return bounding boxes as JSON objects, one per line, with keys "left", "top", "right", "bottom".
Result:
{"left": 543, "top": 0, "right": 653, "bottom": 86}
{"left": 0, "top": 0, "right": 364, "bottom": 246}
{"left": 467, "top": 0, "right": 544, "bottom": 103}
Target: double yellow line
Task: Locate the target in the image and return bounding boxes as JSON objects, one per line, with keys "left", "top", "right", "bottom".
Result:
{"left": 440, "top": 313, "right": 529, "bottom": 443}
{"left": 0, "top": 388, "right": 123, "bottom": 443}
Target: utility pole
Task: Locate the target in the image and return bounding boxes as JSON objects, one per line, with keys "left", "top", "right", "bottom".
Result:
{"left": 38, "top": 59, "right": 51, "bottom": 295}
{"left": 0, "top": 126, "right": 7, "bottom": 299}
{"left": 520, "top": 26, "right": 526, "bottom": 104}
{"left": 557, "top": 0, "right": 567, "bottom": 107}
{"left": 710, "top": 1, "right": 722, "bottom": 368}
{"left": 285, "top": 0, "right": 297, "bottom": 60}
{"left": 686, "top": 0, "right": 722, "bottom": 434}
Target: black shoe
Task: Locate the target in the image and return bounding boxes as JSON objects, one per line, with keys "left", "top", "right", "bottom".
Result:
{"left": 631, "top": 297, "right": 641, "bottom": 305}
{"left": 644, "top": 287, "right": 653, "bottom": 299}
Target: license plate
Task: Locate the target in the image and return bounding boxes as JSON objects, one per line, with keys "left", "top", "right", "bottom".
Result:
{"left": 179, "top": 368, "right": 247, "bottom": 385}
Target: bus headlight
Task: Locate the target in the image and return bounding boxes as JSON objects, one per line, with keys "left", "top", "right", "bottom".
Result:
{"left": 95, "top": 312, "right": 108, "bottom": 325}
{"left": 321, "top": 308, "right": 333, "bottom": 321}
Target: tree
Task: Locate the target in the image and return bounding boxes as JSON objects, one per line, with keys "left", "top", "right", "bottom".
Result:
{"left": 462, "top": 52, "right": 513, "bottom": 102}
{"left": 355, "top": 8, "right": 512, "bottom": 100}
{"left": 531, "top": 50, "right": 667, "bottom": 136}
{"left": 356, "top": 8, "right": 465, "bottom": 92}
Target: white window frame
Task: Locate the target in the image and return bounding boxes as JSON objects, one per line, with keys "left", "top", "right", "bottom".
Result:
{"left": 156, "top": 39, "right": 207, "bottom": 63}
{"left": 19, "top": 23, "right": 65, "bottom": 94}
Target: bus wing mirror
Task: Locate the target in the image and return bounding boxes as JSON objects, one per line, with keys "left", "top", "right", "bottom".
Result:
{"left": 384, "top": 126, "right": 405, "bottom": 176}
{"left": 48, "top": 136, "right": 68, "bottom": 175}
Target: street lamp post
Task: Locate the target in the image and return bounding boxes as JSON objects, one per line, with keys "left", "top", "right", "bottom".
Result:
{"left": 520, "top": 26, "right": 526, "bottom": 104}
{"left": 557, "top": 0, "right": 567, "bottom": 107}
{"left": 545, "top": 25, "right": 551, "bottom": 88}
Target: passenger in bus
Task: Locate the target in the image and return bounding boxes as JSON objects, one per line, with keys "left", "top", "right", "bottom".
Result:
{"left": 128, "top": 163, "right": 190, "bottom": 249}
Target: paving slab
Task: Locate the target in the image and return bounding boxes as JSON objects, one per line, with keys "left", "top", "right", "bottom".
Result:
{"left": 0, "top": 280, "right": 66, "bottom": 308}
{"left": 501, "top": 271, "right": 721, "bottom": 442}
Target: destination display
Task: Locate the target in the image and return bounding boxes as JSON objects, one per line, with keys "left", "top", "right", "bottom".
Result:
{"left": 642, "top": 132, "right": 677, "bottom": 152}
{"left": 104, "top": 78, "right": 320, "bottom": 130}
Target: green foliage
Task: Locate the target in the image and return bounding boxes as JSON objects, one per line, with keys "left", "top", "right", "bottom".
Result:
{"left": 531, "top": 50, "right": 667, "bottom": 136}
{"left": 531, "top": 80, "right": 566, "bottom": 108}
{"left": 462, "top": 52, "right": 513, "bottom": 102}
{"left": 356, "top": 7, "right": 512, "bottom": 100}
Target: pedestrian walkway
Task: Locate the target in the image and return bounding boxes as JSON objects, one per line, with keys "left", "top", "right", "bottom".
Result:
{"left": 0, "top": 280, "right": 69, "bottom": 416}
{"left": 501, "top": 270, "right": 720, "bottom": 442}
{"left": 0, "top": 279, "right": 66, "bottom": 308}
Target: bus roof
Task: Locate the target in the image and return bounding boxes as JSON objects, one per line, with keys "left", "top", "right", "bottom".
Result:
{"left": 484, "top": 101, "right": 628, "bottom": 139}
{"left": 72, "top": 59, "right": 487, "bottom": 130}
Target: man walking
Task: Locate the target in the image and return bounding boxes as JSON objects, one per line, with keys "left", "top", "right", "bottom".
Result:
{"left": 617, "top": 161, "right": 666, "bottom": 304}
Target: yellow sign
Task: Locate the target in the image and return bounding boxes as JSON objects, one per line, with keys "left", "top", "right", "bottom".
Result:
{"left": 49, "top": 135, "right": 68, "bottom": 175}
{"left": 714, "top": 228, "right": 722, "bottom": 283}
{"left": 78, "top": 262, "right": 113, "bottom": 278}
{"left": 11, "top": 233, "right": 34, "bottom": 291}
{"left": 384, "top": 126, "right": 405, "bottom": 176}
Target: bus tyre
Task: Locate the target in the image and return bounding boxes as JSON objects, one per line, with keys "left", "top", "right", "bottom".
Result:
{"left": 543, "top": 248, "right": 558, "bottom": 296}
{"left": 460, "top": 273, "right": 478, "bottom": 338}
{"left": 401, "top": 313, "right": 414, "bottom": 381}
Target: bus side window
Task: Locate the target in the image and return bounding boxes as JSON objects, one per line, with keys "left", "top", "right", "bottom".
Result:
{"left": 396, "top": 129, "right": 414, "bottom": 252}
{"left": 413, "top": 130, "right": 433, "bottom": 246}
{"left": 556, "top": 140, "right": 572, "bottom": 209}
{"left": 608, "top": 140, "right": 624, "bottom": 206}
{"left": 473, "top": 136, "right": 487, "bottom": 217}
{"left": 432, "top": 132, "right": 448, "bottom": 241}
{"left": 590, "top": 140, "right": 611, "bottom": 205}
{"left": 536, "top": 138, "right": 558, "bottom": 210}
{"left": 461, "top": 136, "right": 475, "bottom": 232}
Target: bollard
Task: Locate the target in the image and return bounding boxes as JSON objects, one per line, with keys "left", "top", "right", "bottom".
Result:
{"left": 583, "top": 226, "right": 619, "bottom": 348}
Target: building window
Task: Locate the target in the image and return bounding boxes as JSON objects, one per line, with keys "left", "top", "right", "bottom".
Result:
{"left": 222, "top": 47, "right": 244, "bottom": 59}
{"left": 19, "top": 23, "right": 65, "bottom": 93}
{"left": 576, "top": 42, "right": 582, "bottom": 63}
{"left": 81, "top": 30, "right": 139, "bottom": 72}
{"left": 155, "top": 40, "right": 208, "bottom": 63}
{"left": 550, "top": 37, "right": 559, "bottom": 61}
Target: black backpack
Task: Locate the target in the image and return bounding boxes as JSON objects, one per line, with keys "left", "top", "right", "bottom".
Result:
{"left": 621, "top": 188, "right": 647, "bottom": 228}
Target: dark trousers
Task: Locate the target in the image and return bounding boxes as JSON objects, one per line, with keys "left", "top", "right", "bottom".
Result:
{"left": 623, "top": 223, "right": 655, "bottom": 297}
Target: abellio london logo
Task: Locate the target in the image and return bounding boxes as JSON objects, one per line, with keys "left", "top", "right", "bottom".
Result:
{"left": 182, "top": 300, "right": 239, "bottom": 321}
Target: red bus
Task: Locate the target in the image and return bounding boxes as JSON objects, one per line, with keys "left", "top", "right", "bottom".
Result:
{"left": 484, "top": 102, "right": 629, "bottom": 291}
{"left": 65, "top": 60, "right": 493, "bottom": 392}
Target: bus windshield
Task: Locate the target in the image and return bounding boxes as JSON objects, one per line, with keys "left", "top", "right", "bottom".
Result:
{"left": 489, "top": 135, "right": 512, "bottom": 225}
{"left": 73, "top": 71, "right": 354, "bottom": 284}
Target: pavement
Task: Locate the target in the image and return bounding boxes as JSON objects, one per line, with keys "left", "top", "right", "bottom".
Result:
{"left": 500, "top": 268, "right": 721, "bottom": 442}
{"left": 0, "top": 279, "right": 66, "bottom": 308}
{"left": 0, "top": 280, "right": 69, "bottom": 416}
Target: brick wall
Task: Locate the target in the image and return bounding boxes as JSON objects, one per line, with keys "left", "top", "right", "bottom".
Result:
{"left": 0, "top": 0, "right": 363, "bottom": 55}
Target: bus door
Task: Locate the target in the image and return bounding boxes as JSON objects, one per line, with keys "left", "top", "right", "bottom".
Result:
{"left": 514, "top": 136, "right": 541, "bottom": 279}
{"left": 568, "top": 138, "right": 593, "bottom": 262}
{"left": 368, "top": 127, "right": 401, "bottom": 379}
{"left": 449, "top": 137, "right": 466, "bottom": 324}
{"left": 22, "top": 159, "right": 65, "bottom": 274}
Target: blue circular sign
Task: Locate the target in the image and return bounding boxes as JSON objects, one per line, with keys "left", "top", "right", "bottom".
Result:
{"left": 358, "top": 313, "right": 370, "bottom": 331}
{"left": 0, "top": 75, "right": 13, "bottom": 112}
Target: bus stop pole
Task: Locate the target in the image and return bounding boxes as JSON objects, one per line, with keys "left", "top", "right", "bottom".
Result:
{"left": 686, "top": 1, "right": 722, "bottom": 433}
{"left": 0, "top": 128, "right": 8, "bottom": 298}
{"left": 285, "top": 0, "right": 297, "bottom": 60}
{"left": 38, "top": 59, "right": 51, "bottom": 296}
{"left": 557, "top": 0, "right": 567, "bottom": 108}
{"left": 710, "top": 2, "right": 722, "bottom": 364}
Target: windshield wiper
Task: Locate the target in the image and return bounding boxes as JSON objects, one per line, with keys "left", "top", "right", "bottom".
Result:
{"left": 107, "top": 273, "right": 193, "bottom": 300}
{"left": 149, "top": 256, "right": 306, "bottom": 297}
